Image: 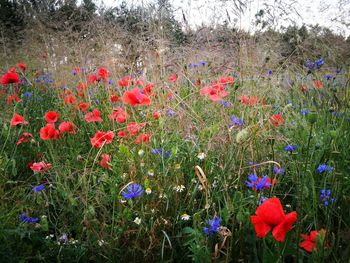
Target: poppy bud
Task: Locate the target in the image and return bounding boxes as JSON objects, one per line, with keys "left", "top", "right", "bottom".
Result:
{"left": 308, "top": 112, "right": 318, "bottom": 124}
{"left": 236, "top": 128, "right": 249, "bottom": 144}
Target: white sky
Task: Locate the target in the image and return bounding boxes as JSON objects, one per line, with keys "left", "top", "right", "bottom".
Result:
{"left": 92, "top": 0, "right": 350, "bottom": 36}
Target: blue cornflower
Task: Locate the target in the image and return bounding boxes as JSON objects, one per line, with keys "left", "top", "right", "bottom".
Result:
{"left": 332, "top": 112, "right": 344, "bottom": 118}
{"left": 320, "top": 189, "right": 335, "bottom": 206}
{"left": 304, "top": 60, "right": 315, "bottom": 71}
{"left": 301, "top": 109, "right": 309, "bottom": 116}
{"left": 108, "top": 79, "right": 113, "bottom": 85}
{"left": 122, "top": 183, "right": 143, "bottom": 200}
{"left": 220, "top": 100, "right": 231, "bottom": 108}
{"left": 316, "top": 164, "right": 333, "bottom": 173}
{"left": 19, "top": 213, "right": 40, "bottom": 224}
{"left": 188, "top": 63, "right": 199, "bottom": 68}
{"left": 267, "top": 69, "right": 273, "bottom": 75}
{"left": 166, "top": 109, "right": 176, "bottom": 117}
{"left": 59, "top": 233, "right": 69, "bottom": 244}
{"left": 315, "top": 58, "right": 324, "bottom": 69}
{"left": 228, "top": 116, "right": 244, "bottom": 128}
{"left": 284, "top": 145, "right": 297, "bottom": 152}
{"left": 32, "top": 184, "right": 45, "bottom": 192}
{"left": 273, "top": 166, "right": 284, "bottom": 175}
{"left": 23, "top": 92, "right": 33, "bottom": 98}
{"left": 246, "top": 174, "right": 272, "bottom": 191}
{"left": 324, "top": 75, "right": 333, "bottom": 80}
{"left": 203, "top": 216, "right": 221, "bottom": 237}
{"left": 199, "top": 61, "right": 207, "bottom": 66}
{"left": 151, "top": 148, "right": 171, "bottom": 158}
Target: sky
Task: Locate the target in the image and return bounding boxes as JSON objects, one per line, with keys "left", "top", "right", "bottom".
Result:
{"left": 90, "top": 0, "right": 350, "bottom": 37}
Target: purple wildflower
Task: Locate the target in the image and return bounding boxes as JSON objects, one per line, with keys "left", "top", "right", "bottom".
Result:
{"left": 122, "top": 183, "right": 143, "bottom": 200}
{"left": 203, "top": 217, "right": 221, "bottom": 237}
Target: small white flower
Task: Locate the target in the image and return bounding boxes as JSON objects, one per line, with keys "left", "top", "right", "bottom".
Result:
{"left": 145, "top": 188, "right": 152, "bottom": 194}
{"left": 147, "top": 169, "right": 154, "bottom": 176}
{"left": 120, "top": 199, "right": 127, "bottom": 204}
{"left": 181, "top": 213, "right": 190, "bottom": 221}
{"left": 134, "top": 217, "right": 141, "bottom": 225}
{"left": 98, "top": 240, "right": 105, "bottom": 246}
{"left": 173, "top": 185, "right": 185, "bottom": 192}
{"left": 197, "top": 152, "right": 206, "bottom": 160}
{"left": 138, "top": 149, "right": 145, "bottom": 157}
{"left": 70, "top": 239, "right": 78, "bottom": 245}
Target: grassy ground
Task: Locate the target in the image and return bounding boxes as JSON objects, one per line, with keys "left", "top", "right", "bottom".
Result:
{"left": 0, "top": 57, "right": 349, "bottom": 262}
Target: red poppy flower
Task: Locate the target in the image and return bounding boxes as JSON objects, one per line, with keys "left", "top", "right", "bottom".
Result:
{"left": 11, "top": 114, "right": 29, "bottom": 126}
{"left": 118, "top": 76, "right": 133, "bottom": 87}
{"left": 143, "top": 84, "right": 154, "bottom": 96}
{"left": 300, "top": 85, "right": 308, "bottom": 93}
{"left": 16, "top": 63, "right": 26, "bottom": 72}
{"left": 40, "top": 123, "right": 60, "bottom": 140}
{"left": 153, "top": 112, "right": 161, "bottom": 120}
{"left": 248, "top": 96, "right": 259, "bottom": 106}
{"left": 100, "top": 154, "right": 112, "bottom": 169}
{"left": 85, "top": 109, "right": 103, "bottom": 123}
{"left": 122, "top": 88, "right": 151, "bottom": 106}
{"left": 219, "top": 76, "right": 234, "bottom": 85}
{"left": 201, "top": 85, "right": 229, "bottom": 101}
{"left": 313, "top": 80, "right": 323, "bottom": 89}
{"left": 87, "top": 75, "right": 99, "bottom": 85}
{"left": 17, "top": 132, "right": 33, "bottom": 145}
{"left": 64, "top": 94, "right": 76, "bottom": 105}
{"left": 58, "top": 121, "right": 76, "bottom": 134}
{"left": 90, "top": 130, "right": 114, "bottom": 148}
{"left": 238, "top": 95, "right": 250, "bottom": 105}
{"left": 127, "top": 122, "right": 145, "bottom": 136}
{"left": 238, "top": 95, "right": 259, "bottom": 106}
{"left": 250, "top": 197, "right": 297, "bottom": 242}
{"left": 76, "top": 82, "right": 87, "bottom": 91}
{"left": 1, "top": 69, "right": 20, "bottom": 85}
{"left": 110, "top": 94, "right": 120, "bottom": 103}
{"left": 134, "top": 133, "right": 151, "bottom": 144}
{"left": 134, "top": 79, "right": 145, "bottom": 87}
{"left": 299, "top": 229, "right": 329, "bottom": 253}
{"left": 30, "top": 161, "right": 52, "bottom": 173}
{"left": 109, "top": 107, "right": 127, "bottom": 123}
{"left": 45, "top": 111, "right": 60, "bottom": 123}
{"left": 169, "top": 73, "right": 177, "bottom": 82}
{"left": 7, "top": 94, "right": 21, "bottom": 105}
{"left": 117, "top": 130, "right": 127, "bottom": 138}
{"left": 76, "top": 102, "right": 89, "bottom": 112}
{"left": 270, "top": 114, "right": 284, "bottom": 127}
{"left": 98, "top": 67, "right": 109, "bottom": 80}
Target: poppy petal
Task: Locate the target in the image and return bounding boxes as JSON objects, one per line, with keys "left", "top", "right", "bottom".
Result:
{"left": 250, "top": 215, "right": 272, "bottom": 238}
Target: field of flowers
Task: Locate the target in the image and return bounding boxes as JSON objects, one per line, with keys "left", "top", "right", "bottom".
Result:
{"left": 0, "top": 58, "right": 350, "bottom": 262}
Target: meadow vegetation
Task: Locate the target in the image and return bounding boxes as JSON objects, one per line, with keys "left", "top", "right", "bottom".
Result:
{"left": 1, "top": 0, "right": 350, "bottom": 262}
